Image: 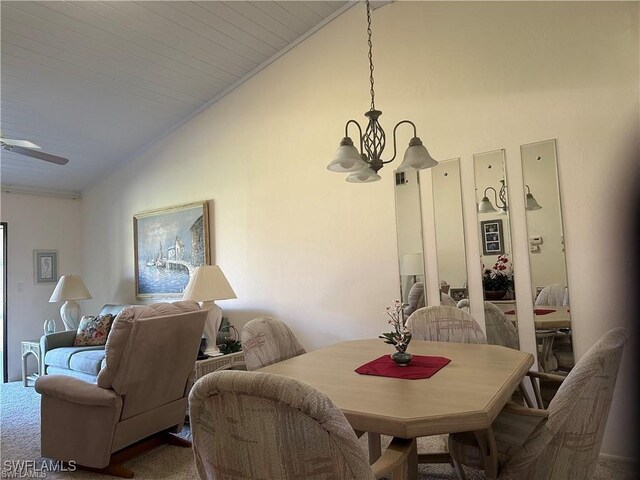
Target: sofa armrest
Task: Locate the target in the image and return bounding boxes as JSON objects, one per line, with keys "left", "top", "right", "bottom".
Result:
{"left": 41, "top": 331, "right": 77, "bottom": 353}
{"left": 35, "top": 375, "right": 121, "bottom": 408}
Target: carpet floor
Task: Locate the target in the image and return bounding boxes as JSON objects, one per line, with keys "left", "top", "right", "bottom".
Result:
{"left": 1, "top": 381, "right": 634, "bottom": 479}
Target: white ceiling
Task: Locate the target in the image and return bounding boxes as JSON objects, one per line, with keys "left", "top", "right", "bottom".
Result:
{"left": 0, "top": 1, "right": 351, "bottom": 197}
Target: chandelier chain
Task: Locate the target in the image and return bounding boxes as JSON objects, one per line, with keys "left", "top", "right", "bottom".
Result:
{"left": 366, "top": 0, "right": 375, "bottom": 111}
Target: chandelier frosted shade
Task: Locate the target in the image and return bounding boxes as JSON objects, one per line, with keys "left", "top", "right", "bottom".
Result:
{"left": 478, "top": 196, "right": 498, "bottom": 213}
{"left": 327, "top": 137, "right": 368, "bottom": 172}
{"left": 346, "top": 167, "right": 381, "bottom": 183}
{"left": 525, "top": 185, "right": 542, "bottom": 210}
{"left": 396, "top": 137, "right": 438, "bottom": 172}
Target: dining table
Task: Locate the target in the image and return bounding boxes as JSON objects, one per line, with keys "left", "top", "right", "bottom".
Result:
{"left": 258, "top": 338, "right": 534, "bottom": 480}
{"left": 504, "top": 306, "right": 571, "bottom": 329}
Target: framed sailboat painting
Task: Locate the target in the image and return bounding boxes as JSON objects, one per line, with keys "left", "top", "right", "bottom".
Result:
{"left": 133, "top": 201, "right": 211, "bottom": 298}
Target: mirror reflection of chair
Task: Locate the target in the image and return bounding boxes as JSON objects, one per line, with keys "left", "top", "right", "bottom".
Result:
{"left": 406, "top": 306, "right": 486, "bottom": 344}
{"left": 535, "top": 283, "right": 569, "bottom": 306}
{"left": 448, "top": 328, "right": 627, "bottom": 480}
{"left": 240, "top": 317, "right": 306, "bottom": 371}
{"left": 483, "top": 301, "right": 519, "bottom": 350}
{"left": 404, "top": 281, "right": 426, "bottom": 317}
{"left": 189, "top": 370, "right": 415, "bottom": 480}
{"left": 440, "top": 292, "right": 457, "bottom": 307}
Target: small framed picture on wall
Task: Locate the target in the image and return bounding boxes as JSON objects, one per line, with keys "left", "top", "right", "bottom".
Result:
{"left": 34, "top": 250, "right": 58, "bottom": 284}
{"left": 480, "top": 219, "right": 504, "bottom": 256}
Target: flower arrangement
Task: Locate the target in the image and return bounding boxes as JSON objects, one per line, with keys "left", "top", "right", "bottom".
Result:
{"left": 379, "top": 300, "right": 412, "bottom": 354}
{"left": 482, "top": 254, "right": 514, "bottom": 292}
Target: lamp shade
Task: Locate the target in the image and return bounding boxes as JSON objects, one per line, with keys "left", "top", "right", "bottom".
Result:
{"left": 478, "top": 196, "right": 497, "bottom": 214}
{"left": 396, "top": 137, "right": 438, "bottom": 172}
{"left": 49, "top": 275, "right": 92, "bottom": 302}
{"left": 346, "top": 166, "right": 381, "bottom": 183}
{"left": 526, "top": 193, "right": 542, "bottom": 210}
{"left": 400, "top": 253, "right": 424, "bottom": 276}
{"left": 328, "top": 137, "right": 369, "bottom": 172}
{"left": 182, "top": 265, "right": 236, "bottom": 302}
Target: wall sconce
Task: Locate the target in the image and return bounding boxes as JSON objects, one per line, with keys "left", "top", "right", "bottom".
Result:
{"left": 478, "top": 180, "right": 541, "bottom": 214}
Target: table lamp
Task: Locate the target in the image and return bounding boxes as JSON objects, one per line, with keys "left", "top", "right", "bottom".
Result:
{"left": 400, "top": 252, "right": 424, "bottom": 284}
{"left": 49, "top": 275, "right": 93, "bottom": 331}
{"left": 182, "top": 265, "right": 236, "bottom": 355}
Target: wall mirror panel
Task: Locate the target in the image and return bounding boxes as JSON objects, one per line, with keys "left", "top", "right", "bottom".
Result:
{"left": 431, "top": 158, "right": 468, "bottom": 306}
{"left": 521, "top": 139, "right": 574, "bottom": 375}
{"left": 394, "top": 170, "right": 426, "bottom": 314}
{"left": 473, "top": 149, "right": 520, "bottom": 349}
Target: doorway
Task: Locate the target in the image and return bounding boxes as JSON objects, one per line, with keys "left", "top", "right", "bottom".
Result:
{"left": 1, "top": 222, "right": 6, "bottom": 383}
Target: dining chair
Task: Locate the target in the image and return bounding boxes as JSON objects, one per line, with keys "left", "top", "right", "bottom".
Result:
{"left": 240, "top": 317, "right": 306, "bottom": 371}
{"left": 406, "top": 305, "right": 486, "bottom": 344}
{"left": 440, "top": 292, "right": 457, "bottom": 307}
{"left": 482, "top": 301, "right": 519, "bottom": 350}
{"left": 448, "top": 327, "right": 628, "bottom": 480}
{"left": 189, "top": 370, "right": 415, "bottom": 480}
{"left": 535, "top": 284, "right": 568, "bottom": 306}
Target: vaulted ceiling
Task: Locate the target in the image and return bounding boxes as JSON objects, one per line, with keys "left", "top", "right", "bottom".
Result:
{"left": 1, "top": 1, "right": 351, "bottom": 196}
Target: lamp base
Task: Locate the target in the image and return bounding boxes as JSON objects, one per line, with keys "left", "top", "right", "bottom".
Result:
{"left": 201, "top": 301, "right": 222, "bottom": 355}
{"left": 61, "top": 300, "right": 81, "bottom": 331}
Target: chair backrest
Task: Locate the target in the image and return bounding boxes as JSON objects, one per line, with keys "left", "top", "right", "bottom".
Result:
{"left": 500, "top": 328, "right": 628, "bottom": 480}
{"left": 96, "top": 301, "right": 207, "bottom": 420}
{"left": 440, "top": 292, "right": 457, "bottom": 307}
{"left": 535, "top": 284, "right": 568, "bottom": 306}
{"left": 240, "top": 317, "right": 306, "bottom": 371}
{"left": 404, "top": 281, "right": 426, "bottom": 317}
{"left": 189, "top": 370, "right": 374, "bottom": 480}
{"left": 483, "top": 301, "right": 519, "bottom": 349}
{"left": 406, "top": 306, "right": 486, "bottom": 344}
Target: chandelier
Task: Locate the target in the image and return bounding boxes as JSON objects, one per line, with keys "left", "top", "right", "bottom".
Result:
{"left": 327, "top": 0, "right": 438, "bottom": 183}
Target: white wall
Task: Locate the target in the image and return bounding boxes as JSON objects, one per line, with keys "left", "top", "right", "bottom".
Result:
{"left": 0, "top": 192, "right": 83, "bottom": 381}
{"left": 80, "top": 2, "right": 637, "bottom": 457}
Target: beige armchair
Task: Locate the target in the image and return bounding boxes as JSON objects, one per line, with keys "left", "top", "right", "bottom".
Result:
{"left": 448, "top": 328, "right": 628, "bottom": 479}
{"left": 35, "top": 301, "right": 207, "bottom": 476}
{"left": 189, "top": 370, "right": 415, "bottom": 479}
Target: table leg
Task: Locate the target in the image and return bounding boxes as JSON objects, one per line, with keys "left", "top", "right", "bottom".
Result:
{"left": 22, "top": 353, "right": 28, "bottom": 387}
{"left": 367, "top": 432, "right": 381, "bottom": 463}
{"left": 407, "top": 438, "right": 418, "bottom": 480}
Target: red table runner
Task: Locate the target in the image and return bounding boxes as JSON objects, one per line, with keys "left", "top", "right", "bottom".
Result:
{"left": 355, "top": 354, "right": 451, "bottom": 380}
{"left": 504, "top": 308, "right": 556, "bottom": 315}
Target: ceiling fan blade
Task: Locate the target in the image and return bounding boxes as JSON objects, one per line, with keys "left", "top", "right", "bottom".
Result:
{"left": 0, "top": 138, "right": 41, "bottom": 149}
{"left": 10, "top": 146, "right": 69, "bottom": 165}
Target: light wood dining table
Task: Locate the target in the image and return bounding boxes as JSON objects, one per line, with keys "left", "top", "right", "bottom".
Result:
{"left": 258, "top": 339, "right": 534, "bottom": 479}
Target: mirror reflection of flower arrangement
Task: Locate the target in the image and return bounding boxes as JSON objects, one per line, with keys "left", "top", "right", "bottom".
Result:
{"left": 379, "top": 300, "right": 413, "bottom": 365}
{"left": 482, "top": 254, "right": 514, "bottom": 294}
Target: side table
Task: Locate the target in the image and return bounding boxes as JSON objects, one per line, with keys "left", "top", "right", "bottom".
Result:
{"left": 21, "top": 339, "right": 42, "bottom": 387}
{"left": 194, "top": 350, "right": 245, "bottom": 380}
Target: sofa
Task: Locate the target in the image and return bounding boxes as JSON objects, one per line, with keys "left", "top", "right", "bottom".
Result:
{"left": 35, "top": 301, "right": 207, "bottom": 471}
{"left": 39, "top": 304, "right": 129, "bottom": 383}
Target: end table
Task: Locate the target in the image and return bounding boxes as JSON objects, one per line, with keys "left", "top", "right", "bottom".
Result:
{"left": 194, "top": 350, "right": 245, "bottom": 380}
{"left": 21, "top": 339, "right": 42, "bottom": 387}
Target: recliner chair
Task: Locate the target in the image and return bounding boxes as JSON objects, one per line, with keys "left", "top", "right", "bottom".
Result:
{"left": 35, "top": 301, "right": 207, "bottom": 476}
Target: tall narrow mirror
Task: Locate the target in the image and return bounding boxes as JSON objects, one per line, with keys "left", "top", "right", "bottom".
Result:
{"left": 521, "top": 139, "right": 574, "bottom": 377}
{"left": 473, "top": 149, "right": 519, "bottom": 349}
{"left": 394, "top": 170, "right": 426, "bottom": 315}
{"left": 431, "top": 158, "right": 468, "bottom": 306}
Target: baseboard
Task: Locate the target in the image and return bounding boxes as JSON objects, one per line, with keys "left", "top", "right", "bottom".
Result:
{"left": 599, "top": 452, "right": 634, "bottom": 463}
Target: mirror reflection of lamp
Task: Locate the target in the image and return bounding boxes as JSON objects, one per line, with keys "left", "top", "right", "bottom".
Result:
{"left": 400, "top": 253, "right": 424, "bottom": 285}
{"left": 478, "top": 180, "right": 542, "bottom": 215}
{"left": 49, "top": 275, "right": 93, "bottom": 331}
{"left": 182, "top": 265, "right": 236, "bottom": 356}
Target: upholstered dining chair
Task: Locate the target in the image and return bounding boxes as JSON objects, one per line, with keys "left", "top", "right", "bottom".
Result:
{"left": 406, "top": 305, "right": 486, "bottom": 344}
{"left": 404, "top": 281, "right": 426, "bottom": 317}
{"left": 440, "top": 292, "right": 457, "bottom": 307}
{"left": 482, "top": 301, "right": 519, "bottom": 350}
{"left": 240, "top": 316, "right": 306, "bottom": 371}
{"left": 189, "top": 370, "right": 415, "bottom": 480}
{"left": 535, "top": 284, "right": 568, "bottom": 306}
{"left": 448, "top": 327, "right": 628, "bottom": 480}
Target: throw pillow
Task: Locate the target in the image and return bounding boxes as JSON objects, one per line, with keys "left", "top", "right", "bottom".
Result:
{"left": 74, "top": 314, "right": 115, "bottom": 346}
